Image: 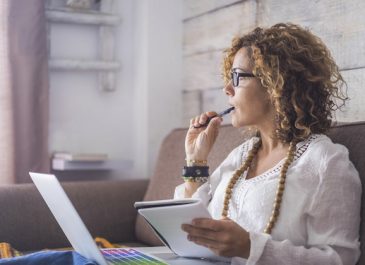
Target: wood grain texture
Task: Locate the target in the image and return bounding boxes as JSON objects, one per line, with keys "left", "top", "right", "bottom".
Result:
{"left": 46, "top": 10, "right": 120, "bottom": 25}
{"left": 257, "top": 0, "right": 365, "bottom": 70}
{"left": 49, "top": 59, "right": 120, "bottom": 70}
{"left": 183, "top": 50, "right": 225, "bottom": 91}
{"left": 202, "top": 89, "right": 232, "bottom": 125}
{"left": 334, "top": 68, "right": 365, "bottom": 122}
{"left": 182, "top": 90, "right": 202, "bottom": 124}
{"left": 182, "top": 0, "right": 365, "bottom": 125}
{"left": 183, "top": 0, "right": 241, "bottom": 20}
{"left": 183, "top": 0, "right": 256, "bottom": 56}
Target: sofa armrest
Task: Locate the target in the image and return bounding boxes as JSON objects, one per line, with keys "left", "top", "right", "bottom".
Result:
{"left": 0, "top": 179, "right": 149, "bottom": 251}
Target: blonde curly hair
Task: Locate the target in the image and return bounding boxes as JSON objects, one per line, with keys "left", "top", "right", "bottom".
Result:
{"left": 222, "top": 23, "right": 347, "bottom": 143}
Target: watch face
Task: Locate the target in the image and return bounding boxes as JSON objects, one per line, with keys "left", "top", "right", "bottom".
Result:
{"left": 195, "top": 169, "right": 202, "bottom": 175}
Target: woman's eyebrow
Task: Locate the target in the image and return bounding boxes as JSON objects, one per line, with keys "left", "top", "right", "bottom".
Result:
{"left": 231, "top": 67, "right": 251, "bottom": 73}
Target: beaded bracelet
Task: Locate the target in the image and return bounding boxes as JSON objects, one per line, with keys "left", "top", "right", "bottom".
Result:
{"left": 182, "top": 176, "right": 208, "bottom": 183}
{"left": 185, "top": 158, "right": 208, "bottom": 166}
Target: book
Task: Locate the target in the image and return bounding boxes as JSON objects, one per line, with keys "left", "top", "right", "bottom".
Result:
{"left": 53, "top": 152, "right": 108, "bottom": 162}
{"left": 52, "top": 158, "right": 112, "bottom": 171}
{"left": 134, "top": 199, "right": 231, "bottom": 263}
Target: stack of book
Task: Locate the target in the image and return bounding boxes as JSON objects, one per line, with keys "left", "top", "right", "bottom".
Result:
{"left": 52, "top": 152, "right": 110, "bottom": 170}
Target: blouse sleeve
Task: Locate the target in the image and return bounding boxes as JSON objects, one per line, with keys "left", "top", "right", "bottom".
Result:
{"left": 174, "top": 143, "right": 244, "bottom": 206}
{"left": 234, "top": 142, "right": 362, "bottom": 265}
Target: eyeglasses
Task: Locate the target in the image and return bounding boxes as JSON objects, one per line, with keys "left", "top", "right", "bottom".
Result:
{"left": 230, "top": 69, "right": 255, "bottom": 87}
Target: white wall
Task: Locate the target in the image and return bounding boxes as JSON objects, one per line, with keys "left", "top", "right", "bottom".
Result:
{"left": 133, "top": 0, "right": 183, "bottom": 178}
{"left": 49, "top": 0, "right": 183, "bottom": 179}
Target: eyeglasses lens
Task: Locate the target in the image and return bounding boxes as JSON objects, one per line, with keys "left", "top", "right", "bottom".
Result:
{"left": 231, "top": 72, "right": 238, "bottom": 87}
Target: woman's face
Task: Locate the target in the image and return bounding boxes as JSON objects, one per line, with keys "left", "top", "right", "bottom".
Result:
{"left": 224, "top": 47, "right": 275, "bottom": 128}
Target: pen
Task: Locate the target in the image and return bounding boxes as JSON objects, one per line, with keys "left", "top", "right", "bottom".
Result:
{"left": 193, "top": 106, "right": 235, "bottom": 129}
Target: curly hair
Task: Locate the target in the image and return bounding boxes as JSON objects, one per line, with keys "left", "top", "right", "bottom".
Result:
{"left": 222, "top": 23, "right": 347, "bottom": 143}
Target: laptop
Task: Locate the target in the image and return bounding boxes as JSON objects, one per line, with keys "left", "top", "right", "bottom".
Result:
{"left": 30, "top": 172, "right": 172, "bottom": 265}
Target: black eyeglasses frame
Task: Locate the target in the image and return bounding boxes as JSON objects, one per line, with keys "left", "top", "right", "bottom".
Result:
{"left": 230, "top": 70, "right": 255, "bottom": 87}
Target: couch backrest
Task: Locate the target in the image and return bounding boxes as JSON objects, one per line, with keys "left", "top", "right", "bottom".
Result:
{"left": 0, "top": 179, "right": 148, "bottom": 251}
{"left": 326, "top": 122, "right": 365, "bottom": 265}
{"left": 135, "top": 122, "right": 365, "bottom": 265}
{"left": 135, "top": 125, "right": 248, "bottom": 245}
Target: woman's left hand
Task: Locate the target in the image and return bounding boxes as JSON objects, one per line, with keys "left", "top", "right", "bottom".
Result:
{"left": 181, "top": 218, "right": 251, "bottom": 259}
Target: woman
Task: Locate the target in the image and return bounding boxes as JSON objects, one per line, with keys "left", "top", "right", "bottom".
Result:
{"left": 175, "top": 23, "right": 361, "bottom": 264}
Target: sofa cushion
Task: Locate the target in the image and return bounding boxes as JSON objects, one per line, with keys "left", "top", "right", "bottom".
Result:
{"left": 135, "top": 121, "right": 365, "bottom": 265}
{"left": 0, "top": 179, "right": 148, "bottom": 251}
{"left": 135, "top": 125, "right": 250, "bottom": 245}
{"left": 326, "top": 122, "right": 365, "bottom": 265}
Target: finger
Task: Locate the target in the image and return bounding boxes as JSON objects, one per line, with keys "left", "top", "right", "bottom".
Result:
{"left": 192, "top": 218, "right": 223, "bottom": 232}
{"left": 188, "top": 235, "right": 225, "bottom": 251}
{"left": 198, "top": 112, "right": 218, "bottom": 125}
{"left": 205, "top": 116, "right": 222, "bottom": 132}
{"left": 182, "top": 224, "right": 218, "bottom": 241}
{"left": 190, "top": 112, "right": 217, "bottom": 129}
{"left": 198, "top": 113, "right": 209, "bottom": 125}
{"left": 189, "top": 118, "right": 194, "bottom": 126}
{"left": 206, "top": 111, "right": 218, "bottom": 118}
{"left": 189, "top": 118, "right": 195, "bottom": 129}
{"left": 192, "top": 116, "right": 201, "bottom": 128}
{"left": 189, "top": 117, "right": 199, "bottom": 129}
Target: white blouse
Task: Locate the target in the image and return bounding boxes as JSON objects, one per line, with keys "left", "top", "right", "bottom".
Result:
{"left": 174, "top": 134, "right": 361, "bottom": 265}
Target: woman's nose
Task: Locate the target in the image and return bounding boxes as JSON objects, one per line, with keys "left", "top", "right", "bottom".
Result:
{"left": 223, "top": 81, "right": 234, "bottom": 96}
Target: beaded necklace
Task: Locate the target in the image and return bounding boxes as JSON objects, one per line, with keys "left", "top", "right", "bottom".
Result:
{"left": 221, "top": 138, "right": 297, "bottom": 234}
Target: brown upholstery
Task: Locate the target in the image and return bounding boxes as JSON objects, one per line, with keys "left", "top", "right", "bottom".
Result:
{"left": 0, "top": 122, "right": 364, "bottom": 264}
{"left": 327, "top": 122, "right": 365, "bottom": 265}
{"left": 0, "top": 179, "right": 149, "bottom": 251}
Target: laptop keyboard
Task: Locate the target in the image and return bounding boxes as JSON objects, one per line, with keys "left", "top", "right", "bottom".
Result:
{"left": 101, "top": 248, "right": 168, "bottom": 265}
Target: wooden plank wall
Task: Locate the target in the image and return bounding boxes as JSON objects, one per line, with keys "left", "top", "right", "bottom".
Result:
{"left": 182, "top": 0, "right": 365, "bottom": 126}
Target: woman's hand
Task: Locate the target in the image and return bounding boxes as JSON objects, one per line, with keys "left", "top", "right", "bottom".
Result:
{"left": 185, "top": 112, "right": 223, "bottom": 161}
{"left": 181, "top": 218, "right": 251, "bottom": 258}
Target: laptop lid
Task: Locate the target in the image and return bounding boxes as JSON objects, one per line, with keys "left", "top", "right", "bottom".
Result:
{"left": 29, "top": 172, "right": 108, "bottom": 265}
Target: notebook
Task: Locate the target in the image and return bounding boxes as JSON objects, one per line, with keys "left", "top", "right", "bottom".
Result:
{"left": 29, "top": 172, "right": 167, "bottom": 265}
{"left": 135, "top": 199, "right": 230, "bottom": 262}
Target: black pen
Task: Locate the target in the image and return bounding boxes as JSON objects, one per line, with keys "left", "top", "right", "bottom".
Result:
{"left": 193, "top": 106, "right": 235, "bottom": 129}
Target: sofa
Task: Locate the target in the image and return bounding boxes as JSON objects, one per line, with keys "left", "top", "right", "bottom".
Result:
{"left": 0, "top": 122, "right": 364, "bottom": 264}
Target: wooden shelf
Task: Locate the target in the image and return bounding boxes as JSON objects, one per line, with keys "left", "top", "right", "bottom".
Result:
{"left": 52, "top": 158, "right": 133, "bottom": 171}
{"left": 49, "top": 59, "right": 120, "bottom": 71}
{"left": 46, "top": 0, "right": 120, "bottom": 91}
{"left": 46, "top": 10, "right": 120, "bottom": 26}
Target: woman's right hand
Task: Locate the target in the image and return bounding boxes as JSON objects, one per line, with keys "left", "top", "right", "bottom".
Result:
{"left": 185, "top": 112, "right": 223, "bottom": 162}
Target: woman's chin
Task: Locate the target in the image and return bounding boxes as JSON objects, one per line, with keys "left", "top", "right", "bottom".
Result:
{"left": 231, "top": 116, "right": 248, "bottom": 128}
{"left": 231, "top": 117, "right": 242, "bottom": 128}
{"left": 231, "top": 122, "right": 240, "bottom": 128}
